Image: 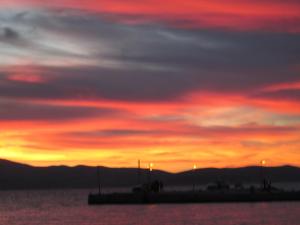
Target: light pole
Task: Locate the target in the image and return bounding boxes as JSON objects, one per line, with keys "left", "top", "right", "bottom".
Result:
{"left": 148, "top": 163, "right": 153, "bottom": 184}
{"left": 260, "top": 160, "right": 266, "bottom": 189}
{"left": 193, "top": 164, "right": 197, "bottom": 192}
{"left": 137, "top": 159, "right": 141, "bottom": 185}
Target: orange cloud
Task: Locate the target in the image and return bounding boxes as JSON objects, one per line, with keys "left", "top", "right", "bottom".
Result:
{"left": 2, "top": 82, "right": 299, "bottom": 171}
{"left": 1, "top": 92, "right": 299, "bottom": 171}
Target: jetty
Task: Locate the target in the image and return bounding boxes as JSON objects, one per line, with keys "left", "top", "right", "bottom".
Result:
{"left": 88, "top": 190, "right": 300, "bottom": 204}
{"left": 88, "top": 161, "right": 300, "bottom": 205}
{"left": 88, "top": 178, "right": 300, "bottom": 204}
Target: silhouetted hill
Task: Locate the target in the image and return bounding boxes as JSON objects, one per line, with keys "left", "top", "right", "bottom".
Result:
{"left": 0, "top": 159, "right": 299, "bottom": 190}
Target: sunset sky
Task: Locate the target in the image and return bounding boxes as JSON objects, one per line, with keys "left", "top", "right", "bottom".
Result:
{"left": 0, "top": 0, "right": 299, "bottom": 171}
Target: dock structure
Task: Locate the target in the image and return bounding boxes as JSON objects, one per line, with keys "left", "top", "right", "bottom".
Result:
{"left": 89, "top": 160, "right": 300, "bottom": 205}
{"left": 88, "top": 190, "right": 300, "bottom": 205}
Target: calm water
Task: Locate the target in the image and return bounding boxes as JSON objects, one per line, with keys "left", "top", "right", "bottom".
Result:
{"left": 0, "top": 189, "right": 299, "bottom": 225}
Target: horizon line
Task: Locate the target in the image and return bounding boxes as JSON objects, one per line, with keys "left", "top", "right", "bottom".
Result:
{"left": 1, "top": 158, "right": 298, "bottom": 174}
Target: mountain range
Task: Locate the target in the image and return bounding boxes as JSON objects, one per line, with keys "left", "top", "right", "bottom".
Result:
{"left": 0, "top": 159, "right": 299, "bottom": 190}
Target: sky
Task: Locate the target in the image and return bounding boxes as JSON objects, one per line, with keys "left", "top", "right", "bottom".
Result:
{"left": 0, "top": 0, "right": 299, "bottom": 172}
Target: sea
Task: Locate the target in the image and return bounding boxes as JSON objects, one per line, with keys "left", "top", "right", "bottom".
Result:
{"left": 0, "top": 187, "right": 300, "bottom": 225}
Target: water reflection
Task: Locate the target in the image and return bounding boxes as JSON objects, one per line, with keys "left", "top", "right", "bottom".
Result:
{"left": 0, "top": 190, "right": 299, "bottom": 225}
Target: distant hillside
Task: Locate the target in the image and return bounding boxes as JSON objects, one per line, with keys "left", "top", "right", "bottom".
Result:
{"left": 0, "top": 159, "right": 299, "bottom": 190}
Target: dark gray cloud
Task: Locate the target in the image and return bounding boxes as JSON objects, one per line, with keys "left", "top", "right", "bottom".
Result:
{"left": 0, "top": 26, "right": 27, "bottom": 47}
{"left": 0, "top": 64, "right": 299, "bottom": 102}
{"left": 0, "top": 8, "right": 299, "bottom": 102}
{"left": 3, "top": 8, "right": 300, "bottom": 69}
{"left": 1, "top": 27, "right": 19, "bottom": 40}
{"left": 0, "top": 100, "right": 119, "bottom": 121}
{"left": 253, "top": 89, "right": 300, "bottom": 102}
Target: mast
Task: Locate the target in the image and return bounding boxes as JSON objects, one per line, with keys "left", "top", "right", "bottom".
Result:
{"left": 97, "top": 166, "right": 101, "bottom": 195}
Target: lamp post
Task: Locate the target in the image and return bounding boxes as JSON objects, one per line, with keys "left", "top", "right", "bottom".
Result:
{"left": 260, "top": 160, "right": 266, "bottom": 190}
{"left": 148, "top": 163, "right": 153, "bottom": 184}
{"left": 149, "top": 163, "right": 153, "bottom": 172}
{"left": 137, "top": 159, "right": 141, "bottom": 185}
{"left": 193, "top": 164, "right": 197, "bottom": 192}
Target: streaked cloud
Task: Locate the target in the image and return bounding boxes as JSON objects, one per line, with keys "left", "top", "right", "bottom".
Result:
{"left": 0, "top": 2, "right": 299, "bottom": 171}
{"left": 2, "top": 0, "right": 300, "bottom": 32}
